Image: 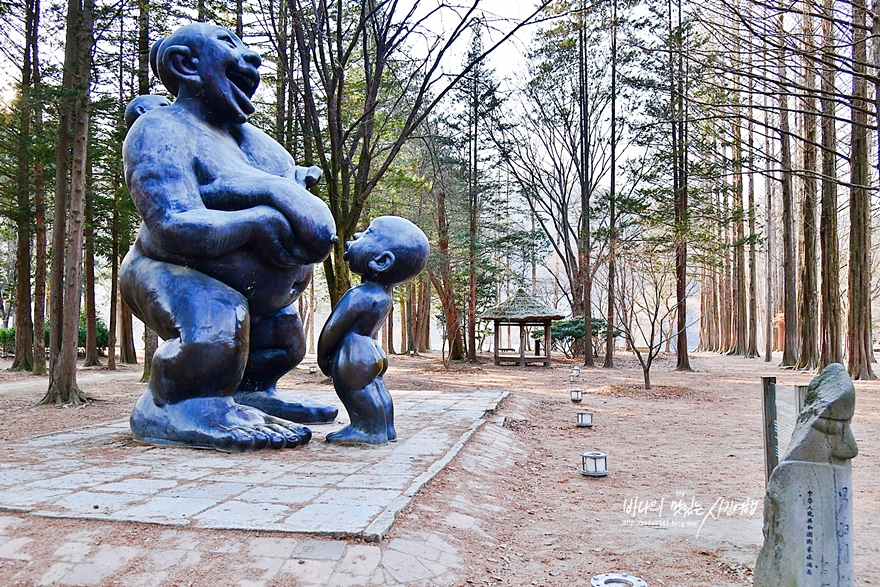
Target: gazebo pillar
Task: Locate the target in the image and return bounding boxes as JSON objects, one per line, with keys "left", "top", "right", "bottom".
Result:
{"left": 543, "top": 319, "right": 552, "bottom": 366}
{"left": 519, "top": 321, "right": 526, "bottom": 367}
{"left": 494, "top": 319, "right": 501, "bottom": 366}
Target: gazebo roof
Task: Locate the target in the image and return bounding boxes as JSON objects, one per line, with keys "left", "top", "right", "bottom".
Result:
{"left": 480, "top": 289, "right": 565, "bottom": 322}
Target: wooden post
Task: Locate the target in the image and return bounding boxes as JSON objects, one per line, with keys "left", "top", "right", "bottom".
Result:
{"left": 544, "top": 319, "right": 552, "bottom": 366}
{"left": 519, "top": 321, "right": 526, "bottom": 367}
{"left": 494, "top": 320, "right": 500, "bottom": 365}
{"left": 762, "top": 376, "right": 778, "bottom": 484}
{"left": 795, "top": 384, "right": 808, "bottom": 412}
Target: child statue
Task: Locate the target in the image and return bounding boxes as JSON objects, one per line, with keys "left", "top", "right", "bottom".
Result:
{"left": 317, "top": 216, "right": 429, "bottom": 444}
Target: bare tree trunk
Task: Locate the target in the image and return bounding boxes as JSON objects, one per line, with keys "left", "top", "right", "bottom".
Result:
{"left": 796, "top": 3, "right": 819, "bottom": 370}
{"left": 399, "top": 289, "right": 408, "bottom": 353}
{"left": 136, "top": 0, "right": 156, "bottom": 379}
{"left": 137, "top": 0, "right": 149, "bottom": 95}
{"left": 140, "top": 330, "right": 157, "bottom": 382}
{"left": 83, "top": 155, "right": 100, "bottom": 366}
{"left": 673, "top": 0, "right": 691, "bottom": 370}
{"left": 386, "top": 302, "right": 396, "bottom": 355}
{"left": 119, "top": 301, "right": 137, "bottom": 364}
{"left": 419, "top": 276, "right": 431, "bottom": 352}
{"left": 719, "top": 147, "right": 733, "bottom": 354}
{"left": 48, "top": 0, "right": 77, "bottom": 386}
{"left": 870, "top": 0, "right": 880, "bottom": 366}
{"left": 731, "top": 112, "right": 748, "bottom": 356}
{"left": 578, "top": 4, "right": 594, "bottom": 367}
{"left": 108, "top": 207, "right": 118, "bottom": 370}
{"left": 604, "top": 0, "right": 618, "bottom": 369}
{"left": 307, "top": 275, "right": 316, "bottom": 354}
{"left": 698, "top": 265, "right": 709, "bottom": 351}
{"left": 274, "top": 1, "right": 288, "bottom": 145}
{"left": 236, "top": 0, "right": 243, "bottom": 38}
{"left": 107, "top": 10, "right": 126, "bottom": 372}
{"left": 778, "top": 9, "right": 798, "bottom": 366}
{"left": 745, "top": 52, "right": 760, "bottom": 359}
{"left": 32, "top": 5, "right": 47, "bottom": 376}
{"left": 42, "top": 0, "right": 95, "bottom": 404}
{"left": 11, "top": 0, "right": 37, "bottom": 373}
{"left": 846, "top": 0, "right": 876, "bottom": 379}
{"left": 406, "top": 283, "right": 416, "bottom": 354}
{"left": 764, "top": 64, "right": 775, "bottom": 362}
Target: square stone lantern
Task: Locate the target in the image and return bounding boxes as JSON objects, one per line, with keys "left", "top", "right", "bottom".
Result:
{"left": 581, "top": 451, "right": 608, "bottom": 477}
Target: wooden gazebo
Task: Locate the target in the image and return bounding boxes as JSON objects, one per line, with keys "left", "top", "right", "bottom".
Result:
{"left": 480, "top": 289, "right": 565, "bottom": 367}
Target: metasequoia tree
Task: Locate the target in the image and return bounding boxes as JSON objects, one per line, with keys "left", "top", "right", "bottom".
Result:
{"left": 745, "top": 58, "right": 759, "bottom": 358}
{"left": 818, "top": 0, "right": 842, "bottom": 368}
{"left": 730, "top": 62, "right": 747, "bottom": 356}
{"left": 776, "top": 6, "right": 798, "bottom": 367}
{"left": 846, "top": 0, "right": 875, "bottom": 379}
{"left": 677, "top": 0, "right": 875, "bottom": 371}
{"left": 452, "top": 25, "right": 503, "bottom": 361}
{"left": 795, "top": 1, "right": 818, "bottom": 370}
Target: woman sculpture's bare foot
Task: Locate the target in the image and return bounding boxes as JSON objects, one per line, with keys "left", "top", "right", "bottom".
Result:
{"left": 130, "top": 392, "right": 311, "bottom": 452}
{"left": 235, "top": 388, "right": 338, "bottom": 424}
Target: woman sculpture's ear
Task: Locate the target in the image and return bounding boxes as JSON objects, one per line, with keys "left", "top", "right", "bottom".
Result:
{"left": 162, "top": 45, "right": 201, "bottom": 93}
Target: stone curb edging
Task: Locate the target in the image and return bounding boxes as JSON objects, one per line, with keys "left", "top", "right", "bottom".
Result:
{"left": 30, "top": 511, "right": 190, "bottom": 527}
{"left": 362, "top": 390, "right": 510, "bottom": 542}
{"left": 0, "top": 506, "right": 34, "bottom": 514}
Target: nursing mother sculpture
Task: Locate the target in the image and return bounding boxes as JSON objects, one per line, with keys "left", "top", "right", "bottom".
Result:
{"left": 120, "top": 23, "right": 338, "bottom": 451}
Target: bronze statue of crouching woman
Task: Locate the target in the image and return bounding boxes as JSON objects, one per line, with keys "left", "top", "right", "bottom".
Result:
{"left": 121, "top": 23, "right": 338, "bottom": 451}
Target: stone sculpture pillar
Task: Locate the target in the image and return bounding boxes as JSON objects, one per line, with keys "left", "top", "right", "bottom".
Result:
{"left": 754, "top": 363, "right": 857, "bottom": 587}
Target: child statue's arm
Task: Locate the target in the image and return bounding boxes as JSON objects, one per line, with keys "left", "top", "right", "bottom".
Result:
{"left": 317, "top": 291, "right": 359, "bottom": 376}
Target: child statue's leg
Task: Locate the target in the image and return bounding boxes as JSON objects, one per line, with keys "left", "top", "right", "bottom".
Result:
{"left": 234, "top": 303, "right": 339, "bottom": 424}
{"left": 326, "top": 381, "right": 388, "bottom": 444}
{"left": 374, "top": 377, "right": 396, "bottom": 441}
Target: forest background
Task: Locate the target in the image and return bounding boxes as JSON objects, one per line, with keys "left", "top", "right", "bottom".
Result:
{"left": 0, "top": 0, "right": 878, "bottom": 404}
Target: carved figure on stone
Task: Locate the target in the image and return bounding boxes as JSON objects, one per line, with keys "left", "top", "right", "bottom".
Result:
{"left": 754, "top": 363, "right": 857, "bottom": 587}
{"left": 120, "top": 23, "right": 339, "bottom": 451}
{"left": 317, "top": 216, "right": 429, "bottom": 444}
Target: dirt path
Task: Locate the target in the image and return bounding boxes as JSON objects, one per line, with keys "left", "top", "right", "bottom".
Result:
{"left": 0, "top": 352, "right": 877, "bottom": 585}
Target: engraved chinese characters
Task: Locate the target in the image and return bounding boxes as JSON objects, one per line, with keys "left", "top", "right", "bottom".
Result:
{"left": 754, "top": 363, "right": 857, "bottom": 587}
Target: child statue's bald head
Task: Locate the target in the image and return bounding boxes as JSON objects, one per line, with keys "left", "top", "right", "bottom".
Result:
{"left": 344, "top": 216, "right": 429, "bottom": 286}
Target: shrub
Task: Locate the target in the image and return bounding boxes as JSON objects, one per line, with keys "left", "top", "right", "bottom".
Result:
{"left": 532, "top": 317, "right": 621, "bottom": 358}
